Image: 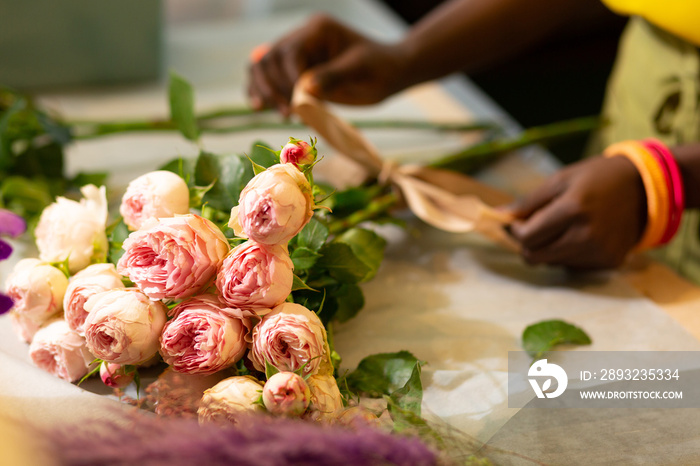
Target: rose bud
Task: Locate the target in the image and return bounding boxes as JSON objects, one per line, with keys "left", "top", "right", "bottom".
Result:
{"left": 5, "top": 258, "right": 68, "bottom": 326}
{"left": 249, "top": 302, "right": 330, "bottom": 377}
{"left": 35, "top": 185, "right": 108, "bottom": 273}
{"left": 262, "top": 371, "right": 311, "bottom": 417}
{"left": 63, "top": 263, "right": 125, "bottom": 335}
{"left": 29, "top": 319, "right": 96, "bottom": 382}
{"left": 305, "top": 374, "right": 344, "bottom": 422}
{"left": 120, "top": 170, "right": 190, "bottom": 231}
{"left": 117, "top": 214, "right": 229, "bottom": 300}
{"left": 99, "top": 362, "right": 135, "bottom": 389}
{"left": 197, "top": 376, "right": 264, "bottom": 424}
{"left": 160, "top": 295, "right": 252, "bottom": 375}
{"left": 228, "top": 164, "right": 314, "bottom": 246}
{"left": 280, "top": 138, "right": 316, "bottom": 167}
{"left": 84, "top": 289, "right": 167, "bottom": 365}
{"left": 215, "top": 241, "right": 293, "bottom": 313}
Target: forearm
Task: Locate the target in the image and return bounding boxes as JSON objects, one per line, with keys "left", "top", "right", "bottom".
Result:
{"left": 394, "top": 0, "right": 603, "bottom": 88}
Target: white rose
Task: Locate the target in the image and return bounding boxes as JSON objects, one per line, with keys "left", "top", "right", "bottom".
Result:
{"left": 5, "top": 258, "right": 68, "bottom": 325}
{"left": 120, "top": 170, "right": 190, "bottom": 231}
{"left": 83, "top": 289, "right": 167, "bottom": 364}
{"left": 305, "top": 374, "right": 344, "bottom": 422}
{"left": 198, "top": 376, "right": 264, "bottom": 424}
{"left": 35, "top": 185, "right": 108, "bottom": 273}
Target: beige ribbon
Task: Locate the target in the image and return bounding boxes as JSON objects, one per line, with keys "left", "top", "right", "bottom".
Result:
{"left": 291, "top": 82, "right": 518, "bottom": 251}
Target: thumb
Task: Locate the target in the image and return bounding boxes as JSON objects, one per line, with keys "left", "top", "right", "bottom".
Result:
{"left": 507, "top": 177, "right": 567, "bottom": 219}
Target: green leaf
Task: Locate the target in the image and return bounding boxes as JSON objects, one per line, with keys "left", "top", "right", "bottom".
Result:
{"left": 194, "top": 151, "right": 254, "bottom": 211}
{"left": 325, "top": 186, "right": 377, "bottom": 217}
{"left": 291, "top": 274, "right": 316, "bottom": 292}
{"left": 246, "top": 155, "right": 267, "bottom": 176}
{"left": 344, "top": 350, "right": 421, "bottom": 398}
{"left": 522, "top": 319, "right": 592, "bottom": 359}
{"left": 316, "top": 242, "right": 370, "bottom": 284}
{"left": 295, "top": 217, "right": 328, "bottom": 252}
{"left": 265, "top": 360, "right": 280, "bottom": 379}
{"left": 335, "top": 228, "right": 386, "bottom": 282}
{"left": 189, "top": 181, "right": 215, "bottom": 208}
{"left": 160, "top": 157, "right": 196, "bottom": 185}
{"left": 71, "top": 172, "right": 108, "bottom": 188}
{"left": 333, "top": 283, "right": 364, "bottom": 323}
{"left": 107, "top": 218, "right": 130, "bottom": 265}
{"left": 390, "top": 363, "right": 422, "bottom": 415}
{"left": 0, "top": 176, "right": 53, "bottom": 215}
{"left": 249, "top": 141, "right": 279, "bottom": 168}
{"left": 168, "top": 71, "right": 199, "bottom": 141}
{"left": 0, "top": 97, "right": 27, "bottom": 169}
{"left": 78, "top": 359, "right": 103, "bottom": 386}
{"left": 48, "top": 257, "right": 71, "bottom": 279}
{"left": 291, "top": 246, "right": 321, "bottom": 270}
{"left": 36, "top": 112, "right": 72, "bottom": 145}
{"left": 14, "top": 142, "right": 65, "bottom": 179}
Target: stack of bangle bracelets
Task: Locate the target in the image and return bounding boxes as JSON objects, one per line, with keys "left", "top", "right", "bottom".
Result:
{"left": 604, "top": 138, "right": 685, "bottom": 251}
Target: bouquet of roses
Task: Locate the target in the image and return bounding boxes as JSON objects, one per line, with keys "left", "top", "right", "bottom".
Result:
{"left": 4, "top": 125, "right": 431, "bottom": 430}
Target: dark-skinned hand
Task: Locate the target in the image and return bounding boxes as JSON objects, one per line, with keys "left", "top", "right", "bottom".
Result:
{"left": 505, "top": 155, "right": 647, "bottom": 270}
{"left": 247, "top": 14, "right": 409, "bottom": 116}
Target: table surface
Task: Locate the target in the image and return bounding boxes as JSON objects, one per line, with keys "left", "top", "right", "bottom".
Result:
{"left": 3, "top": 1, "right": 700, "bottom": 464}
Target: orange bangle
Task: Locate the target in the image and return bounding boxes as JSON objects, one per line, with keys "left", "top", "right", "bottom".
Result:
{"left": 604, "top": 140, "right": 670, "bottom": 251}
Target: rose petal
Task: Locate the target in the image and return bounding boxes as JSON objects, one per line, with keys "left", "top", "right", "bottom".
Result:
{"left": 0, "top": 209, "right": 26, "bottom": 238}
{"left": 0, "top": 239, "right": 12, "bottom": 260}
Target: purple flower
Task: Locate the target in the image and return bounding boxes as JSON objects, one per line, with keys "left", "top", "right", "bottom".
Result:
{"left": 0, "top": 239, "right": 11, "bottom": 261}
{"left": 0, "top": 209, "right": 26, "bottom": 238}
{"left": 0, "top": 209, "right": 27, "bottom": 315}
{"left": 0, "top": 294, "right": 13, "bottom": 315}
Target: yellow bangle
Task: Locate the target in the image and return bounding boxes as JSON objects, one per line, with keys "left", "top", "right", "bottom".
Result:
{"left": 604, "top": 140, "right": 670, "bottom": 251}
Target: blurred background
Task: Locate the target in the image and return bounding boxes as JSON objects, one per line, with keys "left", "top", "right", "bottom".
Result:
{"left": 0, "top": 0, "right": 626, "bottom": 163}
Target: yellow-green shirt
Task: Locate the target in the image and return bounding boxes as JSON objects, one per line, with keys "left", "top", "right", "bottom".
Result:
{"left": 602, "top": 0, "right": 700, "bottom": 46}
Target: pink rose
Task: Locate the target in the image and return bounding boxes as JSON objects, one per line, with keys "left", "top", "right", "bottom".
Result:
{"left": 229, "top": 164, "right": 314, "bottom": 246}
{"left": 197, "top": 376, "right": 264, "bottom": 424}
{"left": 84, "top": 289, "right": 167, "bottom": 365}
{"left": 10, "top": 311, "right": 42, "bottom": 344}
{"left": 160, "top": 295, "right": 252, "bottom": 375}
{"left": 117, "top": 214, "right": 229, "bottom": 300}
{"left": 35, "top": 185, "right": 108, "bottom": 273}
{"left": 120, "top": 170, "right": 190, "bottom": 231}
{"left": 5, "top": 258, "right": 68, "bottom": 325}
{"left": 63, "top": 263, "right": 125, "bottom": 335}
{"left": 215, "top": 241, "right": 293, "bottom": 313}
{"left": 305, "top": 374, "right": 344, "bottom": 422}
{"left": 29, "top": 319, "right": 96, "bottom": 382}
{"left": 100, "top": 362, "right": 135, "bottom": 389}
{"left": 280, "top": 138, "right": 316, "bottom": 167}
{"left": 262, "top": 371, "right": 311, "bottom": 417}
{"left": 249, "top": 302, "right": 330, "bottom": 376}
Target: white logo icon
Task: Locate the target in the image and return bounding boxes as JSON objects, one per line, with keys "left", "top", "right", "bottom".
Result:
{"left": 528, "top": 359, "right": 568, "bottom": 399}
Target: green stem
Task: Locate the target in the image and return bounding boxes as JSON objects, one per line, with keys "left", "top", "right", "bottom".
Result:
{"left": 429, "top": 115, "right": 602, "bottom": 173}
{"left": 66, "top": 111, "right": 498, "bottom": 140}
{"left": 327, "top": 192, "right": 398, "bottom": 235}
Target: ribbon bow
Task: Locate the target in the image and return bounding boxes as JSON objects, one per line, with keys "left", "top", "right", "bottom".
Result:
{"left": 291, "top": 83, "right": 519, "bottom": 251}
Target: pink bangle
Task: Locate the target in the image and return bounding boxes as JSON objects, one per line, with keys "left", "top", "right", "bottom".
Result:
{"left": 643, "top": 139, "right": 685, "bottom": 245}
